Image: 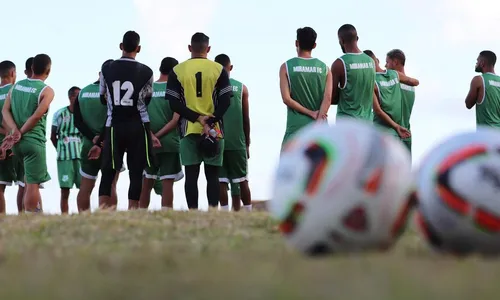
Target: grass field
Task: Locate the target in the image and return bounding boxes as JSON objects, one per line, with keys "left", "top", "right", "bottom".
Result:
{"left": 0, "top": 210, "right": 499, "bottom": 300}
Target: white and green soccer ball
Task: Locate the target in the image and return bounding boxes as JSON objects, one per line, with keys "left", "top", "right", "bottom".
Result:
{"left": 270, "top": 119, "right": 414, "bottom": 256}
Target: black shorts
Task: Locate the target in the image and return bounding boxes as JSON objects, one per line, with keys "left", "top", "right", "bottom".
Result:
{"left": 101, "top": 122, "right": 152, "bottom": 172}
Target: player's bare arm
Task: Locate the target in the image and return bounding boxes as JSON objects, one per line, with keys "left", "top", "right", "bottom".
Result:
{"left": 465, "top": 75, "right": 483, "bottom": 109}
{"left": 319, "top": 67, "right": 333, "bottom": 119}
{"left": 331, "top": 59, "right": 344, "bottom": 105}
{"left": 397, "top": 71, "right": 419, "bottom": 87}
{"left": 0, "top": 120, "right": 6, "bottom": 136}
{"left": 242, "top": 84, "right": 250, "bottom": 158}
{"left": 20, "top": 86, "right": 55, "bottom": 135}
{"left": 1, "top": 88, "right": 19, "bottom": 134}
{"left": 372, "top": 87, "right": 410, "bottom": 139}
{"left": 155, "top": 113, "right": 180, "bottom": 138}
{"left": 50, "top": 125, "right": 58, "bottom": 148}
{"left": 279, "top": 63, "right": 316, "bottom": 119}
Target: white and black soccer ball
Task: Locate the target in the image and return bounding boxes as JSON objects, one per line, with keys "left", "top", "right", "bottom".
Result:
{"left": 415, "top": 127, "right": 500, "bottom": 256}
{"left": 269, "top": 119, "right": 414, "bottom": 256}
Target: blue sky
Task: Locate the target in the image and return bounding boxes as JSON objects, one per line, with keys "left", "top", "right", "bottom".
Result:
{"left": 2, "top": 0, "right": 496, "bottom": 213}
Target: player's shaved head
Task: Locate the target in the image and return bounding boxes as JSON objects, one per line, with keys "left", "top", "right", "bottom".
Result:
{"left": 296, "top": 27, "right": 317, "bottom": 51}
{"left": 159, "top": 57, "right": 178, "bottom": 75}
{"left": 0, "top": 60, "right": 16, "bottom": 78}
{"left": 479, "top": 50, "right": 496, "bottom": 67}
{"left": 214, "top": 54, "right": 231, "bottom": 67}
{"left": 387, "top": 49, "right": 406, "bottom": 66}
{"left": 32, "top": 54, "right": 51, "bottom": 76}
{"left": 122, "top": 31, "right": 141, "bottom": 53}
{"left": 67, "top": 86, "right": 80, "bottom": 98}
{"left": 338, "top": 24, "right": 358, "bottom": 43}
{"left": 25, "top": 57, "right": 33, "bottom": 78}
{"left": 190, "top": 32, "right": 210, "bottom": 54}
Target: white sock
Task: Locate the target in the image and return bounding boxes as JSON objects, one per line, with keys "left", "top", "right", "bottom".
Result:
{"left": 220, "top": 205, "right": 229, "bottom": 211}
{"left": 243, "top": 205, "right": 252, "bottom": 211}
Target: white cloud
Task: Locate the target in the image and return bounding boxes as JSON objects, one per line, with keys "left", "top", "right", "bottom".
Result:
{"left": 133, "top": 0, "right": 220, "bottom": 60}
{"left": 439, "top": 0, "right": 500, "bottom": 43}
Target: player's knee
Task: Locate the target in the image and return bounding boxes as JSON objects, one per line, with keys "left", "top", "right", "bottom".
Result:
{"left": 98, "top": 168, "right": 116, "bottom": 197}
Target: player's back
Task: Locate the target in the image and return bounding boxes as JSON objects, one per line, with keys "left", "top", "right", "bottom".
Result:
{"left": 477, "top": 73, "right": 500, "bottom": 127}
{"left": 400, "top": 83, "right": 415, "bottom": 132}
{"left": 172, "top": 58, "right": 225, "bottom": 135}
{"left": 373, "top": 70, "right": 403, "bottom": 136}
{"left": 0, "top": 83, "right": 13, "bottom": 141}
{"left": 285, "top": 57, "right": 328, "bottom": 133}
{"left": 10, "top": 78, "right": 48, "bottom": 143}
{"left": 78, "top": 82, "right": 107, "bottom": 136}
{"left": 337, "top": 53, "right": 375, "bottom": 120}
{"left": 149, "top": 81, "right": 179, "bottom": 152}
{"left": 101, "top": 58, "right": 153, "bottom": 126}
{"left": 223, "top": 78, "right": 245, "bottom": 150}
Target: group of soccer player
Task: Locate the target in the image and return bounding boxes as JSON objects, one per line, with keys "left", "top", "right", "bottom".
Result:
{"left": 281, "top": 24, "right": 500, "bottom": 159}
{"left": 0, "top": 31, "right": 252, "bottom": 214}
{"left": 1, "top": 23, "right": 500, "bottom": 215}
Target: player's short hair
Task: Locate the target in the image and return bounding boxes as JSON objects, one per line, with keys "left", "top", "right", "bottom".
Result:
{"left": 214, "top": 54, "right": 231, "bottom": 67}
{"left": 296, "top": 27, "right": 317, "bottom": 51}
{"left": 122, "top": 31, "right": 140, "bottom": 53}
{"left": 159, "top": 57, "right": 178, "bottom": 75}
{"left": 0, "top": 60, "right": 15, "bottom": 78}
{"left": 480, "top": 50, "right": 497, "bottom": 66}
{"left": 363, "top": 50, "right": 376, "bottom": 60}
{"left": 68, "top": 86, "right": 80, "bottom": 98}
{"left": 191, "top": 32, "right": 210, "bottom": 53}
{"left": 25, "top": 57, "right": 33, "bottom": 71}
{"left": 338, "top": 24, "right": 357, "bottom": 43}
{"left": 32, "top": 54, "right": 51, "bottom": 75}
{"left": 387, "top": 49, "right": 406, "bottom": 66}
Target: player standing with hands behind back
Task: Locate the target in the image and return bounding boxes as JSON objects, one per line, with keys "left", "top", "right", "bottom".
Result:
{"left": 166, "top": 32, "right": 232, "bottom": 210}
{"left": 89, "top": 31, "right": 159, "bottom": 210}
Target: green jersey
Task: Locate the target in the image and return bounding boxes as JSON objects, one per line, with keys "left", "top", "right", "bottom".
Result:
{"left": 10, "top": 78, "right": 49, "bottom": 144}
{"left": 223, "top": 78, "right": 246, "bottom": 150}
{"left": 0, "top": 83, "right": 12, "bottom": 141}
{"left": 78, "top": 82, "right": 107, "bottom": 136}
{"left": 400, "top": 83, "right": 415, "bottom": 140}
{"left": 373, "top": 70, "right": 403, "bottom": 136}
{"left": 337, "top": 53, "right": 375, "bottom": 120}
{"left": 476, "top": 73, "right": 500, "bottom": 127}
{"left": 284, "top": 57, "right": 328, "bottom": 134}
{"left": 52, "top": 106, "right": 82, "bottom": 160}
{"left": 149, "top": 81, "right": 179, "bottom": 153}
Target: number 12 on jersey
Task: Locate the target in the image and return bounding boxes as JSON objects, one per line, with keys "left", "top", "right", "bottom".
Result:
{"left": 112, "top": 80, "right": 134, "bottom": 106}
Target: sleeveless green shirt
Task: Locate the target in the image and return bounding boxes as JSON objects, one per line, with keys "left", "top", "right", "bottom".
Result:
{"left": 476, "top": 73, "right": 500, "bottom": 127}
{"left": 223, "top": 78, "right": 246, "bottom": 150}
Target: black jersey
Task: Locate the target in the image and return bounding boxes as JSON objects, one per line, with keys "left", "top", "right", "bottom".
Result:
{"left": 99, "top": 57, "right": 154, "bottom": 126}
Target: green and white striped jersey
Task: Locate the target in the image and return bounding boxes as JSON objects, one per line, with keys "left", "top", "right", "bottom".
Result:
{"left": 52, "top": 106, "right": 82, "bottom": 160}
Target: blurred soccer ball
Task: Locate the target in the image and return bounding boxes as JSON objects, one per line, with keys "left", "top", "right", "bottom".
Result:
{"left": 415, "top": 127, "right": 500, "bottom": 256}
{"left": 270, "top": 119, "right": 414, "bottom": 256}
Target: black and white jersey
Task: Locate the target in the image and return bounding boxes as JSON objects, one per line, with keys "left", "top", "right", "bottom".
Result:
{"left": 99, "top": 57, "right": 154, "bottom": 126}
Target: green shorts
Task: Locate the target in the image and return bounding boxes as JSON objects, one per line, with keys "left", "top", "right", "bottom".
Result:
{"left": 57, "top": 159, "right": 81, "bottom": 189}
{"left": 179, "top": 134, "right": 224, "bottom": 166}
{"left": 14, "top": 139, "right": 50, "bottom": 184}
{"left": 144, "top": 152, "right": 184, "bottom": 181}
{"left": 0, "top": 155, "right": 16, "bottom": 186}
{"left": 80, "top": 138, "right": 126, "bottom": 180}
{"left": 153, "top": 179, "right": 162, "bottom": 196}
{"left": 219, "top": 149, "right": 248, "bottom": 183}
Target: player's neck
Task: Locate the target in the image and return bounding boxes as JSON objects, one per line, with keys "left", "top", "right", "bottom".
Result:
{"left": 297, "top": 50, "right": 312, "bottom": 59}
{"left": 157, "top": 75, "right": 169, "bottom": 82}
{"left": 191, "top": 53, "right": 207, "bottom": 59}
{"left": 121, "top": 52, "right": 136, "bottom": 60}
{"left": 483, "top": 67, "right": 495, "bottom": 74}
{"left": 396, "top": 67, "right": 405, "bottom": 74}
{"left": 68, "top": 104, "right": 74, "bottom": 113}
{"left": 0, "top": 79, "right": 12, "bottom": 86}
{"left": 31, "top": 74, "right": 47, "bottom": 81}
{"left": 343, "top": 44, "right": 361, "bottom": 54}
{"left": 375, "top": 65, "right": 385, "bottom": 73}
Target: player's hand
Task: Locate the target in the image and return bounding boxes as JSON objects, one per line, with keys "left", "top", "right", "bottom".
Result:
{"left": 309, "top": 110, "right": 320, "bottom": 119}
{"left": 151, "top": 134, "right": 162, "bottom": 148}
{"left": 246, "top": 145, "right": 250, "bottom": 159}
{"left": 197, "top": 115, "right": 209, "bottom": 126}
{"left": 88, "top": 145, "right": 102, "bottom": 160}
{"left": 396, "top": 126, "right": 411, "bottom": 139}
{"left": 317, "top": 112, "right": 328, "bottom": 121}
{"left": 10, "top": 129, "right": 21, "bottom": 144}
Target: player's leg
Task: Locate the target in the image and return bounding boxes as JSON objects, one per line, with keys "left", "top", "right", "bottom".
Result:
{"left": 98, "top": 127, "right": 123, "bottom": 209}
{"left": 14, "top": 157, "right": 25, "bottom": 213}
{"left": 218, "top": 151, "right": 230, "bottom": 210}
{"left": 228, "top": 149, "right": 252, "bottom": 211}
{"left": 21, "top": 140, "right": 51, "bottom": 213}
{"left": 139, "top": 168, "right": 158, "bottom": 209}
{"left": 180, "top": 135, "right": 203, "bottom": 210}
{"left": 230, "top": 183, "right": 241, "bottom": 211}
{"left": 204, "top": 139, "right": 225, "bottom": 208}
{"left": 77, "top": 138, "right": 98, "bottom": 212}
{"left": 107, "top": 165, "right": 125, "bottom": 209}
{"left": 158, "top": 152, "right": 184, "bottom": 209}
{"left": 57, "top": 160, "right": 73, "bottom": 214}
{"left": 126, "top": 122, "right": 149, "bottom": 210}
{"left": 0, "top": 156, "right": 15, "bottom": 214}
